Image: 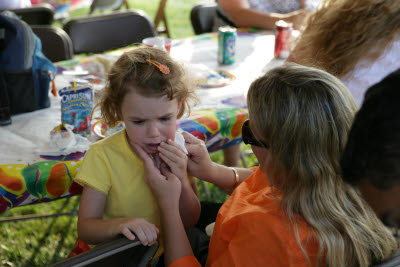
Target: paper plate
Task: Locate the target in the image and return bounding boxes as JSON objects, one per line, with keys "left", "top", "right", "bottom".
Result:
{"left": 197, "top": 70, "right": 236, "bottom": 88}
{"left": 62, "top": 70, "right": 89, "bottom": 76}
{"left": 91, "top": 121, "right": 125, "bottom": 138}
{"left": 91, "top": 121, "right": 108, "bottom": 138}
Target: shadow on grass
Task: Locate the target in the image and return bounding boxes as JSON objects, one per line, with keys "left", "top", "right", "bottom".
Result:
{"left": 49, "top": 197, "right": 80, "bottom": 265}
{"left": 23, "top": 197, "right": 76, "bottom": 266}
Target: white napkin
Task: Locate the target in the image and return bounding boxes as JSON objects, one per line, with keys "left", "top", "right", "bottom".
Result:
{"left": 175, "top": 131, "right": 188, "bottom": 154}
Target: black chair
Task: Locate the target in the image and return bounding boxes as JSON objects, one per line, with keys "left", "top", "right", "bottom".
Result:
{"left": 5, "top": 3, "right": 54, "bottom": 25}
{"left": 372, "top": 249, "right": 400, "bottom": 267}
{"left": 89, "top": 0, "right": 129, "bottom": 14}
{"left": 31, "top": 25, "right": 74, "bottom": 62}
{"left": 49, "top": 235, "right": 158, "bottom": 267}
{"left": 63, "top": 10, "right": 157, "bottom": 54}
{"left": 190, "top": 1, "right": 217, "bottom": 35}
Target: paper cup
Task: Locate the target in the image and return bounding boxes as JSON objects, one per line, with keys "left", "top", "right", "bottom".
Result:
{"left": 142, "top": 37, "right": 172, "bottom": 53}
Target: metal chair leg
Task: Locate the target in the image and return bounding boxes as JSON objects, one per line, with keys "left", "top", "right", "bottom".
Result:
{"left": 200, "top": 180, "right": 210, "bottom": 200}
{"left": 240, "top": 151, "right": 248, "bottom": 168}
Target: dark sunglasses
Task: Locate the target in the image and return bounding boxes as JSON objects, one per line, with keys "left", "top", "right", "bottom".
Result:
{"left": 241, "top": 120, "right": 268, "bottom": 148}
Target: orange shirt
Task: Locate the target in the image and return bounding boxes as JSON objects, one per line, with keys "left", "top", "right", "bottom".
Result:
{"left": 170, "top": 167, "right": 320, "bottom": 267}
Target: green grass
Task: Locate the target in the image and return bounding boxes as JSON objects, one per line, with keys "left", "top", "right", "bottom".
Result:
{"left": 65, "top": 0, "right": 199, "bottom": 39}
{"left": 0, "top": 1, "right": 258, "bottom": 265}
{"left": 0, "top": 197, "right": 80, "bottom": 267}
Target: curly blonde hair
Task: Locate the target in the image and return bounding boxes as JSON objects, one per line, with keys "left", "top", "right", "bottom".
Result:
{"left": 96, "top": 47, "right": 198, "bottom": 127}
{"left": 247, "top": 63, "right": 398, "bottom": 267}
{"left": 289, "top": 0, "right": 400, "bottom": 77}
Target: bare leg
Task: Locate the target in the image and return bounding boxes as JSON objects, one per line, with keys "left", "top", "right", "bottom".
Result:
{"left": 222, "top": 144, "right": 241, "bottom": 167}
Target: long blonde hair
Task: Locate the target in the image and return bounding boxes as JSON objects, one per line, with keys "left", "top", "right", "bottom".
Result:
{"left": 247, "top": 63, "right": 398, "bottom": 267}
{"left": 290, "top": 0, "right": 400, "bottom": 77}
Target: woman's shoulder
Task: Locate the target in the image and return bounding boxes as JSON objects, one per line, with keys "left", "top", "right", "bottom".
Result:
{"left": 213, "top": 203, "right": 318, "bottom": 266}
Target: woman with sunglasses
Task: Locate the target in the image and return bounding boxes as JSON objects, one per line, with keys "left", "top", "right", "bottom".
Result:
{"left": 135, "top": 63, "right": 398, "bottom": 267}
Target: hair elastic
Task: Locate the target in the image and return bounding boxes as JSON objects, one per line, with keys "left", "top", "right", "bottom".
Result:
{"left": 146, "top": 59, "right": 170, "bottom": 74}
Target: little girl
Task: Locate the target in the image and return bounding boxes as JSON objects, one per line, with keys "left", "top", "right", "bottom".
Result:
{"left": 74, "top": 47, "right": 200, "bottom": 259}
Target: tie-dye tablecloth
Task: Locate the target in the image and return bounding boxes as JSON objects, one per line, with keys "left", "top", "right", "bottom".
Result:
{"left": 0, "top": 31, "right": 282, "bottom": 213}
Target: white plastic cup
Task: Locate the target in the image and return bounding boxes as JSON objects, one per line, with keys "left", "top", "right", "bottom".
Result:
{"left": 142, "top": 37, "right": 172, "bottom": 53}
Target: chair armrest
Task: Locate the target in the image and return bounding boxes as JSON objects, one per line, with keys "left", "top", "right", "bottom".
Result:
{"left": 49, "top": 235, "right": 158, "bottom": 267}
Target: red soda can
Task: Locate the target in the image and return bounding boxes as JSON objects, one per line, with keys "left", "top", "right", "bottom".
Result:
{"left": 274, "top": 20, "right": 293, "bottom": 59}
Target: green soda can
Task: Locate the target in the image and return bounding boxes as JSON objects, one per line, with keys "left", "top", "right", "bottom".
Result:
{"left": 218, "top": 26, "right": 237, "bottom": 65}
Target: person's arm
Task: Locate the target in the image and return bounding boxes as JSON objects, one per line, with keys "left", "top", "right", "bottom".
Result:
{"left": 219, "top": 0, "right": 310, "bottom": 30}
{"left": 77, "top": 185, "right": 159, "bottom": 246}
{"left": 133, "top": 143, "right": 197, "bottom": 266}
{"left": 182, "top": 132, "right": 254, "bottom": 194}
{"left": 158, "top": 139, "right": 201, "bottom": 228}
{"left": 178, "top": 177, "right": 201, "bottom": 228}
{"left": 158, "top": 183, "right": 195, "bottom": 266}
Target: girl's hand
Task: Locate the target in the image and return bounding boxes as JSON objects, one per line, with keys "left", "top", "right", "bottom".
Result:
{"left": 116, "top": 218, "right": 159, "bottom": 246}
{"left": 181, "top": 132, "right": 215, "bottom": 180}
{"left": 133, "top": 143, "right": 182, "bottom": 209}
{"left": 158, "top": 139, "right": 188, "bottom": 183}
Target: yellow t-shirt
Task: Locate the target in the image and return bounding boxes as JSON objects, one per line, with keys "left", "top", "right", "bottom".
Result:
{"left": 75, "top": 129, "right": 165, "bottom": 257}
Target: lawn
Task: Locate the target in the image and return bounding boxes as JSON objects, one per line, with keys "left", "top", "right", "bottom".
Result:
{"left": 0, "top": 1, "right": 258, "bottom": 266}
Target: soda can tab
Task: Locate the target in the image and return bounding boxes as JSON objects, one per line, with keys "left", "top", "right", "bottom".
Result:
{"left": 218, "top": 26, "right": 237, "bottom": 65}
{"left": 274, "top": 20, "right": 293, "bottom": 59}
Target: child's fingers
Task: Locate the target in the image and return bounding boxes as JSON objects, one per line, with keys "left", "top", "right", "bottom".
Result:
{"left": 161, "top": 165, "right": 180, "bottom": 182}
{"left": 154, "top": 153, "right": 161, "bottom": 169}
{"left": 131, "top": 226, "right": 149, "bottom": 246}
{"left": 160, "top": 164, "right": 171, "bottom": 175}
{"left": 160, "top": 164, "right": 179, "bottom": 180}
{"left": 159, "top": 140, "right": 186, "bottom": 158}
{"left": 121, "top": 228, "right": 136, "bottom": 241}
{"left": 141, "top": 223, "right": 158, "bottom": 245}
{"left": 159, "top": 153, "right": 187, "bottom": 179}
{"left": 158, "top": 150, "right": 179, "bottom": 167}
{"left": 159, "top": 141, "right": 187, "bottom": 167}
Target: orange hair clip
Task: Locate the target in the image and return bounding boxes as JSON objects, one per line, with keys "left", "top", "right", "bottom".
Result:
{"left": 146, "top": 59, "right": 170, "bottom": 74}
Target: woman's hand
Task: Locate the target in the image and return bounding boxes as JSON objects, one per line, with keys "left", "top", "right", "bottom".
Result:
{"left": 158, "top": 139, "right": 188, "bottom": 183}
{"left": 286, "top": 9, "right": 311, "bottom": 29}
{"left": 133, "top": 143, "right": 182, "bottom": 210}
{"left": 114, "top": 218, "right": 159, "bottom": 246}
{"left": 182, "top": 132, "right": 215, "bottom": 180}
